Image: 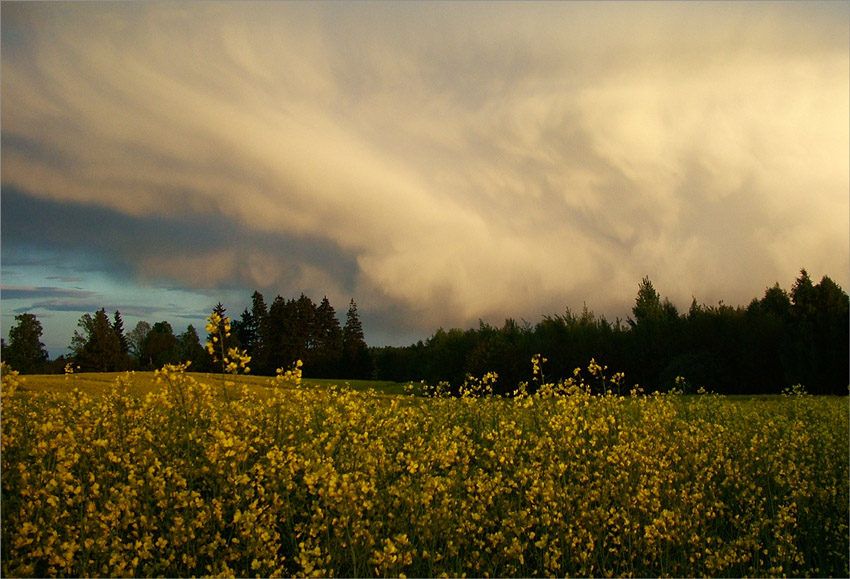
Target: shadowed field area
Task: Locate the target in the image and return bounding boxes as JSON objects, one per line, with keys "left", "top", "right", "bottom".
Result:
{"left": 12, "top": 371, "right": 411, "bottom": 397}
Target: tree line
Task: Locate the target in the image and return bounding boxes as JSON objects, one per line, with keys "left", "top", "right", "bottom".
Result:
{"left": 3, "top": 270, "right": 848, "bottom": 395}
{"left": 1, "top": 292, "right": 372, "bottom": 379}
{"left": 369, "top": 269, "right": 849, "bottom": 395}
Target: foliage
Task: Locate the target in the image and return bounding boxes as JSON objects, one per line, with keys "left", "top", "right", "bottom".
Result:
{"left": 2, "top": 361, "right": 847, "bottom": 578}
{"left": 111, "top": 312, "right": 132, "bottom": 370}
{"left": 70, "top": 309, "right": 125, "bottom": 373}
{"left": 2, "top": 313, "right": 49, "bottom": 374}
{"left": 311, "top": 296, "right": 344, "bottom": 378}
{"left": 205, "top": 311, "right": 252, "bottom": 379}
{"left": 16, "top": 269, "right": 848, "bottom": 393}
{"left": 343, "top": 298, "right": 372, "bottom": 380}
{"left": 126, "top": 321, "right": 151, "bottom": 364}
{"left": 176, "top": 325, "right": 210, "bottom": 372}
{"left": 140, "top": 321, "right": 180, "bottom": 370}
{"left": 372, "top": 270, "right": 849, "bottom": 395}
{"left": 58, "top": 294, "right": 358, "bottom": 379}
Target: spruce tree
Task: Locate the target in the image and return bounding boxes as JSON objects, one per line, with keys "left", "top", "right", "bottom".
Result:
{"left": 266, "top": 296, "right": 291, "bottom": 372}
{"left": 234, "top": 308, "right": 256, "bottom": 354}
{"left": 295, "top": 294, "right": 317, "bottom": 367}
{"left": 342, "top": 299, "right": 372, "bottom": 379}
{"left": 250, "top": 291, "right": 270, "bottom": 373}
{"left": 787, "top": 270, "right": 818, "bottom": 390}
{"left": 4, "top": 313, "right": 49, "bottom": 374}
{"left": 631, "top": 277, "right": 664, "bottom": 326}
{"left": 314, "top": 296, "right": 343, "bottom": 378}
{"left": 112, "top": 311, "right": 129, "bottom": 355}
{"left": 627, "top": 278, "right": 679, "bottom": 390}
{"left": 811, "top": 275, "right": 849, "bottom": 393}
{"left": 112, "top": 311, "right": 132, "bottom": 370}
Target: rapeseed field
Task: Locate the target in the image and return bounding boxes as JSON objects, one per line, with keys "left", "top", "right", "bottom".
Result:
{"left": 1, "top": 358, "right": 847, "bottom": 578}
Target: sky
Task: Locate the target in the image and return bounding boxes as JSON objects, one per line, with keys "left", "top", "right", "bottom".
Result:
{"left": 2, "top": 1, "right": 849, "bottom": 359}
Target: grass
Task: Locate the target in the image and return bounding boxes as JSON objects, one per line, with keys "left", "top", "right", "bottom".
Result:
{"left": 2, "top": 362, "right": 848, "bottom": 578}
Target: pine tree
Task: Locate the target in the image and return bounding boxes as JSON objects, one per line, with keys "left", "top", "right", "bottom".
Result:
{"left": 342, "top": 299, "right": 372, "bottom": 379}
{"left": 4, "top": 313, "right": 49, "bottom": 374}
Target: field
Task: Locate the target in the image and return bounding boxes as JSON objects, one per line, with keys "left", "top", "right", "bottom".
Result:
{"left": 1, "top": 362, "right": 848, "bottom": 578}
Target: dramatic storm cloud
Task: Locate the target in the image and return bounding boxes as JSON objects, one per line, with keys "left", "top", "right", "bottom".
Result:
{"left": 2, "top": 1, "right": 848, "bottom": 353}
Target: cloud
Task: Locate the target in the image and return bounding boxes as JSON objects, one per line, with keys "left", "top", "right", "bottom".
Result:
{"left": 1, "top": 286, "right": 98, "bottom": 301}
{"left": 1, "top": 188, "right": 360, "bottom": 301}
{"left": 12, "top": 301, "right": 103, "bottom": 315}
{"left": 2, "top": 1, "right": 848, "bottom": 338}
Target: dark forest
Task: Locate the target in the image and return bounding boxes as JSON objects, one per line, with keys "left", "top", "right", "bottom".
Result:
{"left": 3, "top": 269, "right": 848, "bottom": 395}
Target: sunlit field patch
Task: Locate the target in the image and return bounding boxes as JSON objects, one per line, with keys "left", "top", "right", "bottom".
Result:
{"left": 2, "top": 360, "right": 847, "bottom": 578}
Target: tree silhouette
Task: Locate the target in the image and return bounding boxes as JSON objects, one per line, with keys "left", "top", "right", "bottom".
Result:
{"left": 71, "top": 309, "right": 123, "bottom": 372}
{"left": 127, "top": 321, "right": 151, "bottom": 365}
{"left": 178, "top": 324, "right": 209, "bottom": 371}
{"left": 3, "top": 313, "right": 49, "bottom": 374}
{"left": 141, "top": 321, "right": 179, "bottom": 370}
{"left": 313, "top": 296, "right": 343, "bottom": 377}
{"left": 343, "top": 299, "right": 372, "bottom": 379}
{"left": 249, "top": 291, "right": 270, "bottom": 374}
{"left": 112, "top": 311, "right": 132, "bottom": 370}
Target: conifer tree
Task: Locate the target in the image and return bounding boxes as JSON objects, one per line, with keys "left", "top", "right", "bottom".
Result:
{"left": 250, "top": 291, "right": 270, "bottom": 373}
{"left": 627, "top": 277, "right": 680, "bottom": 390}
{"left": 4, "top": 313, "right": 49, "bottom": 374}
{"left": 786, "top": 269, "right": 818, "bottom": 389}
{"left": 295, "top": 294, "right": 317, "bottom": 366}
{"left": 630, "top": 277, "right": 663, "bottom": 326}
{"left": 791, "top": 269, "right": 817, "bottom": 319}
{"left": 313, "top": 296, "right": 343, "bottom": 377}
{"left": 342, "top": 299, "right": 372, "bottom": 379}
{"left": 267, "top": 296, "right": 285, "bottom": 370}
{"left": 234, "top": 308, "right": 256, "bottom": 353}
{"left": 112, "top": 311, "right": 132, "bottom": 370}
{"left": 112, "top": 311, "right": 129, "bottom": 355}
